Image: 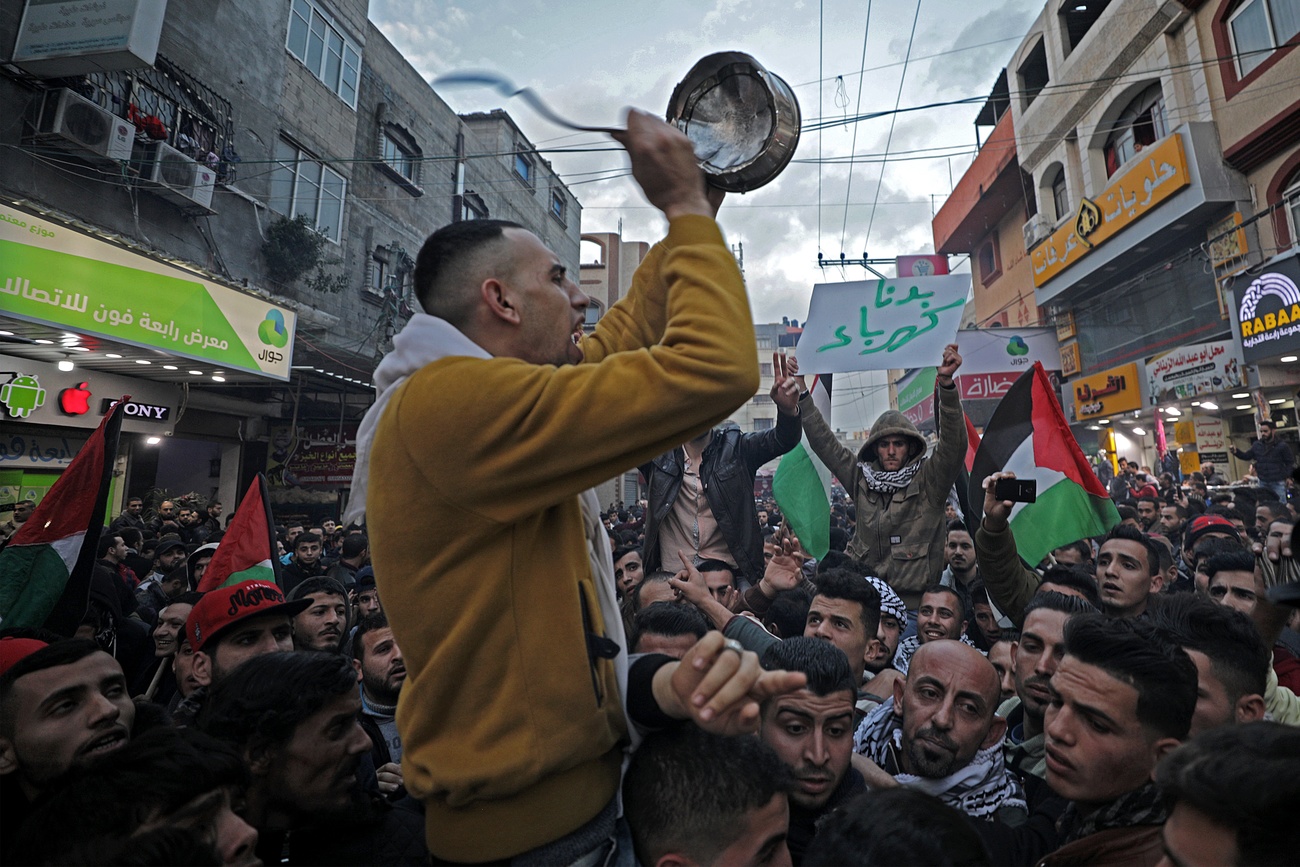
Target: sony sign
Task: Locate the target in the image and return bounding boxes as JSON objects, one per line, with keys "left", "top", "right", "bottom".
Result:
{"left": 100, "top": 398, "right": 170, "bottom": 421}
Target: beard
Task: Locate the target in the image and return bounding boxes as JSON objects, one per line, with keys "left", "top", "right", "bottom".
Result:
{"left": 904, "top": 724, "right": 962, "bottom": 778}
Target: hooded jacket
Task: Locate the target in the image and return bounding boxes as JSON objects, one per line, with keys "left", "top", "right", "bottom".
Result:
{"left": 798, "top": 383, "right": 966, "bottom": 606}
{"left": 640, "top": 413, "right": 800, "bottom": 582}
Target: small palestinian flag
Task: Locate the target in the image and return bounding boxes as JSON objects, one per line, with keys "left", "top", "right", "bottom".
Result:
{"left": 774, "top": 373, "right": 833, "bottom": 559}
{"left": 968, "top": 363, "right": 1119, "bottom": 566}
{"left": 197, "top": 474, "right": 281, "bottom": 592}
{"left": 0, "top": 399, "right": 125, "bottom": 633}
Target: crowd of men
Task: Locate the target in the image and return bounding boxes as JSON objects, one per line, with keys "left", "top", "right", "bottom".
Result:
{"left": 3, "top": 111, "right": 1300, "bottom": 866}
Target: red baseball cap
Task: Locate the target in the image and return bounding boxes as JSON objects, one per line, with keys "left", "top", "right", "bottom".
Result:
{"left": 0, "top": 637, "right": 48, "bottom": 676}
{"left": 185, "top": 580, "right": 311, "bottom": 653}
{"left": 1184, "top": 514, "right": 1239, "bottom": 549}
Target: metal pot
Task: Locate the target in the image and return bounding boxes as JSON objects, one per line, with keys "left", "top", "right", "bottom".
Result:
{"left": 666, "top": 51, "right": 801, "bottom": 193}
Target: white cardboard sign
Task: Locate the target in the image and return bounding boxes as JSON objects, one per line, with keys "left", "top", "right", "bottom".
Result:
{"left": 798, "top": 275, "right": 971, "bottom": 373}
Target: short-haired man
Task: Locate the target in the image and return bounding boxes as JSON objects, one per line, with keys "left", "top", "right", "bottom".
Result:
{"left": 148, "top": 499, "right": 181, "bottom": 537}
{"left": 853, "top": 639, "right": 1025, "bottom": 824}
{"left": 280, "top": 532, "right": 326, "bottom": 595}
{"left": 141, "top": 538, "right": 188, "bottom": 585}
{"left": 987, "top": 635, "right": 1017, "bottom": 704}
{"left": 639, "top": 374, "right": 801, "bottom": 586}
{"left": 1158, "top": 503, "right": 1187, "bottom": 551}
{"left": 354, "top": 111, "right": 812, "bottom": 863}
{"left": 759, "top": 637, "right": 864, "bottom": 864}
{"left": 998, "top": 592, "right": 1097, "bottom": 780}
{"left": 1134, "top": 496, "right": 1160, "bottom": 532}
{"left": 1148, "top": 593, "right": 1268, "bottom": 737}
{"left": 134, "top": 562, "right": 188, "bottom": 625}
{"left": 178, "top": 581, "right": 309, "bottom": 723}
{"left": 893, "top": 583, "right": 977, "bottom": 675}
{"left": 696, "top": 558, "right": 739, "bottom": 607}
{"left": 287, "top": 577, "right": 349, "bottom": 654}
{"left": 351, "top": 566, "right": 382, "bottom": 620}
{"left": 629, "top": 602, "right": 709, "bottom": 657}
{"left": 326, "top": 533, "right": 369, "bottom": 589}
{"left": 1204, "top": 550, "right": 1262, "bottom": 615}
{"left": 139, "top": 591, "right": 201, "bottom": 704}
{"left": 108, "top": 496, "right": 145, "bottom": 535}
{"left": 1231, "top": 417, "right": 1294, "bottom": 500}
{"left": 198, "top": 651, "right": 427, "bottom": 864}
{"left": 1156, "top": 722, "right": 1299, "bottom": 867}
{"left": 696, "top": 567, "right": 881, "bottom": 690}
{"left": 622, "top": 725, "right": 796, "bottom": 867}
{"left": 1094, "top": 524, "right": 1164, "bottom": 618}
{"left": 612, "top": 547, "right": 644, "bottom": 595}
{"left": 352, "top": 612, "right": 406, "bottom": 799}
{"left": 1039, "top": 615, "right": 1196, "bottom": 865}
{"left": 0, "top": 639, "right": 140, "bottom": 852}
{"left": 941, "top": 520, "right": 978, "bottom": 589}
{"left": 97, "top": 533, "right": 139, "bottom": 590}
{"left": 1199, "top": 461, "right": 1226, "bottom": 485}
{"left": 0, "top": 498, "right": 34, "bottom": 543}
{"left": 967, "top": 581, "right": 1005, "bottom": 651}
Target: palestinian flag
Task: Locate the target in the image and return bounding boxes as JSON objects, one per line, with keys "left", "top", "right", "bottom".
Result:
{"left": 967, "top": 363, "right": 1119, "bottom": 566}
{"left": 774, "top": 373, "right": 833, "bottom": 559}
{"left": 0, "top": 399, "right": 125, "bottom": 634}
{"left": 197, "top": 474, "right": 281, "bottom": 592}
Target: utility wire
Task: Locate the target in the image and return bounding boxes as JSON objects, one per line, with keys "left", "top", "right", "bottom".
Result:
{"left": 863, "top": 0, "right": 923, "bottom": 255}
{"left": 838, "top": 0, "right": 874, "bottom": 257}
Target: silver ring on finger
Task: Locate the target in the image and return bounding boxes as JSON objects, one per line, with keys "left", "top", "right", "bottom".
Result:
{"left": 722, "top": 638, "right": 744, "bottom": 656}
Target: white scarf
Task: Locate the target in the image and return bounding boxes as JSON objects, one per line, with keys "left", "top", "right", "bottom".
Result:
{"left": 344, "top": 313, "right": 634, "bottom": 746}
{"left": 853, "top": 698, "right": 1025, "bottom": 820}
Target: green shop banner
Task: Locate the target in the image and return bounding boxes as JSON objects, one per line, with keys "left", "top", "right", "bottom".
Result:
{"left": 0, "top": 204, "right": 295, "bottom": 380}
{"left": 895, "top": 367, "right": 937, "bottom": 412}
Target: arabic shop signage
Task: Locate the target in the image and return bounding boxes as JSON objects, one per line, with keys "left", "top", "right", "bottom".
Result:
{"left": 0, "top": 353, "right": 180, "bottom": 434}
{"left": 1032, "top": 134, "right": 1189, "bottom": 288}
{"left": 0, "top": 431, "right": 88, "bottom": 467}
{"left": 799, "top": 275, "right": 971, "bottom": 374}
{"left": 1144, "top": 340, "right": 1244, "bottom": 404}
{"left": 896, "top": 367, "right": 938, "bottom": 413}
{"left": 266, "top": 423, "right": 359, "bottom": 487}
{"left": 1194, "top": 414, "right": 1229, "bottom": 466}
{"left": 0, "top": 204, "right": 296, "bottom": 381}
{"left": 1072, "top": 362, "right": 1142, "bottom": 421}
{"left": 13, "top": 0, "right": 167, "bottom": 78}
{"left": 1234, "top": 255, "right": 1300, "bottom": 363}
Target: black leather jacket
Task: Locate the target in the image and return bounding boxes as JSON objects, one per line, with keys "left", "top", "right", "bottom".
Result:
{"left": 640, "top": 412, "right": 800, "bottom": 582}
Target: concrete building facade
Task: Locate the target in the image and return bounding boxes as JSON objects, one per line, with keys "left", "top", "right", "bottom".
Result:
{"left": 0, "top": 0, "right": 579, "bottom": 520}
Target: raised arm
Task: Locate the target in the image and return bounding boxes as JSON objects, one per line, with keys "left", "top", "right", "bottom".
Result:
{"left": 974, "top": 471, "right": 1041, "bottom": 625}
{"left": 918, "top": 344, "right": 968, "bottom": 506}
{"left": 787, "top": 355, "right": 859, "bottom": 486}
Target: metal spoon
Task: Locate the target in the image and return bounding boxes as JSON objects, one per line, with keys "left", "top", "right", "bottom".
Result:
{"left": 434, "top": 71, "right": 621, "bottom": 135}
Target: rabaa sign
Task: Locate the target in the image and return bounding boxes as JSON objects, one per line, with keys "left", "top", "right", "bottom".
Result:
{"left": 1234, "top": 256, "right": 1300, "bottom": 363}
{"left": 799, "top": 275, "right": 971, "bottom": 373}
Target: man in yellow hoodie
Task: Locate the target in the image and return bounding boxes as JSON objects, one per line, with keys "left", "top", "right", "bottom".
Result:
{"left": 350, "top": 111, "right": 804, "bottom": 863}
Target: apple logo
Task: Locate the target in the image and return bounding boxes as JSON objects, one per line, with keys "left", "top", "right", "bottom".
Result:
{"left": 59, "top": 381, "right": 92, "bottom": 416}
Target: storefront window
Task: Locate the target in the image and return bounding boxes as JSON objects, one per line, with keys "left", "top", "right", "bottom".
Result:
{"left": 1073, "top": 254, "right": 1225, "bottom": 372}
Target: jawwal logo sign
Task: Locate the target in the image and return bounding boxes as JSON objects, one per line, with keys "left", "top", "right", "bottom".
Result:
{"left": 1237, "top": 269, "right": 1300, "bottom": 363}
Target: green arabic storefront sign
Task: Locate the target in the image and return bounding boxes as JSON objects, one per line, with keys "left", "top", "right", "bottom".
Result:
{"left": 895, "top": 367, "right": 937, "bottom": 412}
{"left": 0, "top": 204, "right": 295, "bottom": 380}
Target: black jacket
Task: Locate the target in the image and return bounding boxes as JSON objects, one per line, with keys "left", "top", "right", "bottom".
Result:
{"left": 640, "top": 412, "right": 800, "bottom": 582}
{"left": 1233, "top": 436, "right": 1295, "bottom": 483}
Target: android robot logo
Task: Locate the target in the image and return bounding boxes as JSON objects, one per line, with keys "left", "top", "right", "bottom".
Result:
{"left": 0, "top": 374, "right": 47, "bottom": 419}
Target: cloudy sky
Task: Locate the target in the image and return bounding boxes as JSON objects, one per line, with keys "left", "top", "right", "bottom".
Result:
{"left": 369, "top": 0, "right": 1042, "bottom": 426}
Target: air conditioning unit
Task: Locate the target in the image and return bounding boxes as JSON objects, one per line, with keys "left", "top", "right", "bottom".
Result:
{"left": 135, "top": 141, "right": 217, "bottom": 212}
{"left": 33, "top": 88, "right": 134, "bottom": 164}
{"left": 1022, "top": 213, "right": 1053, "bottom": 251}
